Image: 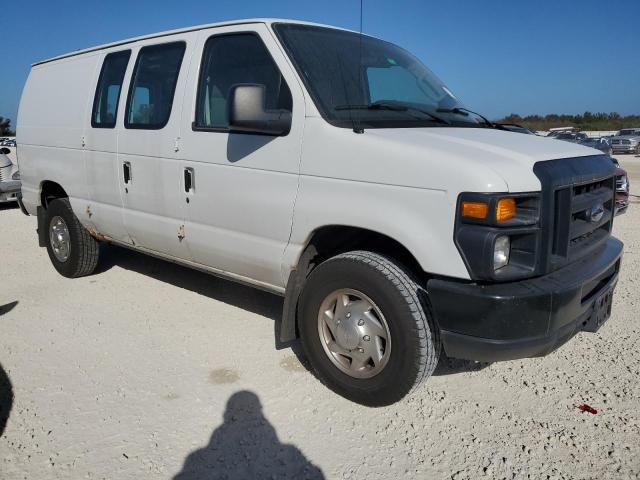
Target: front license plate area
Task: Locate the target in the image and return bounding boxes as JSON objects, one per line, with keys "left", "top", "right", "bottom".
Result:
{"left": 583, "top": 287, "right": 614, "bottom": 332}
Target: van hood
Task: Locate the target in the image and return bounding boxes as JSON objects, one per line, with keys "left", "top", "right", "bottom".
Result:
{"left": 367, "top": 127, "right": 602, "bottom": 192}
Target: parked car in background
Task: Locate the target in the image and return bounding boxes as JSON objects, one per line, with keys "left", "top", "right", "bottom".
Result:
{"left": 610, "top": 128, "right": 640, "bottom": 155}
{"left": 552, "top": 132, "right": 589, "bottom": 144}
{"left": 498, "top": 123, "right": 536, "bottom": 135}
{"left": 611, "top": 158, "right": 630, "bottom": 216}
{"left": 0, "top": 138, "right": 16, "bottom": 147}
{"left": 579, "top": 137, "right": 613, "bottom": 156}
{"left": 0, "top": 153, "right": 20, "bottom": 203}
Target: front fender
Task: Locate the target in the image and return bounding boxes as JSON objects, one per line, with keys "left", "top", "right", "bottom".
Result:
{"left": 283, "top": 175, "right": 470, "bottom": 283}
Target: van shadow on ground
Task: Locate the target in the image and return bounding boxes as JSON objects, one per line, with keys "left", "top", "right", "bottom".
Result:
{"left": 173, "top": 390, "right": 325, "bottom": 480}
{"left": 99, "top": 245, "right": 487, "bottom": 376}
{"left": 0, "top": 202, "right": 18, "bottom": 212}
{"left": 432, "top": 351, "right": 491, "bottom": 376}
{"left": 98, "top": 245, "right": 283, "bottom": 323}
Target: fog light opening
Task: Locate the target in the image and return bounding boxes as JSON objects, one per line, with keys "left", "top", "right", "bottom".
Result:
{"left": 494, "top": 235, "right": 511, "bottom": 271}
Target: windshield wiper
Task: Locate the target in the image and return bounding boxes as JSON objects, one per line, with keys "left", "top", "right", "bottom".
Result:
{"left": 335, "top": 101, "right": 450, "bottom": 125}
{"left": 436, "top": 106, "right": 505, "bottom": 130}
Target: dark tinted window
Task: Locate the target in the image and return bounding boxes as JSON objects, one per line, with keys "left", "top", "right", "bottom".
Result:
{"left": 195, "top": 33, "right": 292, "bottom": 130}
{"left": 273, "top": 24, "right": 482, "bottom": 129}
{"left": 125, "top": 42, "right": 186, "bottom": 129}
{"left": 91, "top": 50, "right": 130, "bottom": 128}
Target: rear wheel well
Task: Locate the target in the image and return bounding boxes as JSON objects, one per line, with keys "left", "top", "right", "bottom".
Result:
{"left": 40, "top": 181, "right": 68, "bottom": 209}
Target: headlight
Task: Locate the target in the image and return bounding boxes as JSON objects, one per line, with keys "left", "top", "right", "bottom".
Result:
{"left": 493, "top": 236, "right": 510, "bottom": 270}
{"left": 12, "top": 170, "right": 20, "bottom": 180}
{"left": 455, "top": 192, "right": 540, "bottom": 281}
{"left": 616, "top": 175, "right": 628, "bottom": 193}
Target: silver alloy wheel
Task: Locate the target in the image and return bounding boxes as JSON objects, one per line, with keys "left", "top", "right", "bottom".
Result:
{"left": 49, "top": 216, "right": 71, "bottom": 262}
{"left": 317, "top": 288, "right": 391, "bottom": 379}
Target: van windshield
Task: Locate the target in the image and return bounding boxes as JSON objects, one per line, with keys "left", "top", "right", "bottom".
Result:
{"left": 273, "top": 23, "right": 486, "bottom": 129}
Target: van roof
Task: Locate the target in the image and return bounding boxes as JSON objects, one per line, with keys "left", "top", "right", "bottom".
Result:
{"left": 33, "top": 18, "right": 356, "bottom": 66}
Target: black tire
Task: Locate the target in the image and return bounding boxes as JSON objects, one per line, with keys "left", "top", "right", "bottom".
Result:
{"left": 298, "top": 251, "right": 440, "bottom": 406}
{"left": 44, "top": 198, "right": 100, "bottom": 278}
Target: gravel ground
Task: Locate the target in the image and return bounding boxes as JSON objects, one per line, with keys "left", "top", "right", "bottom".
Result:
{"left": 1, "top": 154, "right": 639, "bottom": 480}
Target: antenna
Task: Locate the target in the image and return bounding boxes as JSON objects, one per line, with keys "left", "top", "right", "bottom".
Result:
{"left": 354, "top": 0, "right": 365, "bottom": 134}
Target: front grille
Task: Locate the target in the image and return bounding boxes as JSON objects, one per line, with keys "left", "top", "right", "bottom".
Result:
{"left": 534, "top": 155, "right": 616, "bottom": 275}
{"left": 552, "top": 178, "right": 614, "bottom": 261}
{"left": 611, "top": 139, "right": 629, "bottom": 145}
{"left": 0, "top": 165, "right": 12, "bottom": 182}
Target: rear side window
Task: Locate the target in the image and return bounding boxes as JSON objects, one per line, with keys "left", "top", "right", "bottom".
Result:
{"left": 91, "top": 50, "right": 131, "bottom": 128}
{"left": 194, "top": 33, "right": 292, "bottom": 130}
{"left": 125, "top": 42, "right": 186, "bottom": 129}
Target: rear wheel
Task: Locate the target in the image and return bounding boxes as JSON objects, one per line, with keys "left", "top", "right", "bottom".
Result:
{"left": 44, "top": 198, "right": 100, "bottom": 278}
{"left": 298, "top": 251, "right": 440, "bottom": 406}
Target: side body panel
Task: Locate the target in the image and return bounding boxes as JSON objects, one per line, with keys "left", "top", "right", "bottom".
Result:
{"left": 17, "top": 54, "right": 99, "bottom": 215}
{"left": 84, "top": 50, "right": 131, "bottom": 243}
{"left": 177, "top": 24, "right": 306, "bottom": 289}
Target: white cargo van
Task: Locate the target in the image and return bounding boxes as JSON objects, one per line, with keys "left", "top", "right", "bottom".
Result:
{"left": 17, "top": 19, "right": 623, "bottom": 406}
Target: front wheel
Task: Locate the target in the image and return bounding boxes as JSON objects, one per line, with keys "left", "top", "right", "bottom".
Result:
{"left": 298, "top": 251, "right": 440, "bottom": 406}
{"left": 44, "top": 198, "right": 100, "bottom": 278}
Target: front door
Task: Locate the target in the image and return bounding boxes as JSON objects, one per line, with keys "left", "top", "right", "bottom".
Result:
{"left": 178, "top": 25, "right": 306, "bottom": 289}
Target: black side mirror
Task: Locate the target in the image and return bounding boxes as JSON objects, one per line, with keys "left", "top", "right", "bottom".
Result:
{"left": 228, "top": 84, "right": 291, "bottom": 136}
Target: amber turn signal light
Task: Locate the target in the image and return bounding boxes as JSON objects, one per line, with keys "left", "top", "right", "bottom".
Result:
{"left": 496, "top": 198, "right": 516, "bottom": 222}
{"left": 461, "top": 201, "right": 489, "bottom": 219}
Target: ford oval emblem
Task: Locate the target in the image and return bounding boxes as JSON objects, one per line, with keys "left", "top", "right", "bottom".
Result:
{"left": 590, "top": 203, "right": 605, "bottom": 223}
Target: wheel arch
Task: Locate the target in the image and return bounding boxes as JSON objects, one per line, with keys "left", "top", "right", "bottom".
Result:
{"left": 37, "top": 180, "right": 69, "bottom": 247}
{"left": 279, "top": 224, "right": 427, "bottom": 345}
{"left": 40, "top": 180, "right": 68, "bottom": 208}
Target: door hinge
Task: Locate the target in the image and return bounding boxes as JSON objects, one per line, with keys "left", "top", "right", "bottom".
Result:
{"left": 177, "top": 224, "right": 185, "bottom": 242}
{"left": 174, "top": 137, "right": 181, "bottom": 153}
{"left": 81, "top": 136, "right": 86, "bottom": 148}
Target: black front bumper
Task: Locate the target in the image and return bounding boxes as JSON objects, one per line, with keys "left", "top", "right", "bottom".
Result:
{"left": 428, "top": 237, "right": 623, "bottom": 362}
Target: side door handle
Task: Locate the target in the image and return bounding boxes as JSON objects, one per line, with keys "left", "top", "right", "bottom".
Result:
{"left": 184, "top": 167, "right": 194, "bottom": 193}
{"left": 123, "top": 161, "right": 132, "bottom": 184}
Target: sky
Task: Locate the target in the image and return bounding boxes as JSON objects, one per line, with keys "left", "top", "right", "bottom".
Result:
{"left": 1, "top": 0, "right": 639, "bottom": 126}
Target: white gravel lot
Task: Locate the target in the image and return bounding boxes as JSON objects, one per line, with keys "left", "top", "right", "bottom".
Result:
{"left": 1, "top": 155, "right": 639, "bottom": 480}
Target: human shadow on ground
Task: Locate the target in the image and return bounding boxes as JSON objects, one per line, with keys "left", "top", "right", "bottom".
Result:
{"left": 0, "top": 363, "right": 13, "bottom": 438}
{"left": 173, "top": 390, "right": 324, "bottom": 480}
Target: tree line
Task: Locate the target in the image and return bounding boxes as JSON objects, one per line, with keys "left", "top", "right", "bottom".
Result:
{"left": 0, "top": 117, "right": 14, "bottom": 136}
{"left": 497, "top": 112, "right": 640, "bottom": 132}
